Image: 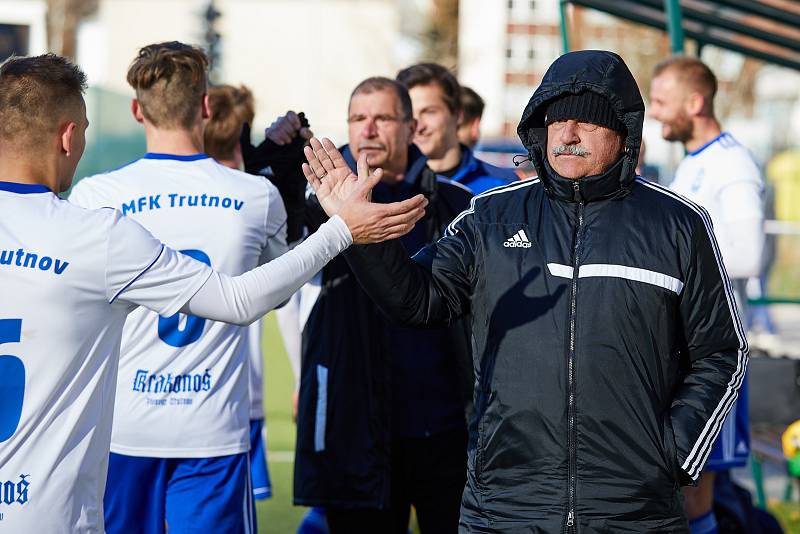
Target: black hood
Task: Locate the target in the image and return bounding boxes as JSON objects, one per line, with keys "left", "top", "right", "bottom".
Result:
{"left": 517, "top": 50, "right": 645, "bottom": 202}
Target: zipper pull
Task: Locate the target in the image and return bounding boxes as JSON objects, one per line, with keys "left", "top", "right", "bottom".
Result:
{"left": 572, "top": 181, "right": 582, "bottom": 202}
{"left": 567, "top": 510, "right": 575, "bottom": 528}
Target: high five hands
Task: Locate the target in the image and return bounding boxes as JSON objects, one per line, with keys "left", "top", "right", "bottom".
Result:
{"left": 302, "top": 137, "right": 428, "bottom": 244}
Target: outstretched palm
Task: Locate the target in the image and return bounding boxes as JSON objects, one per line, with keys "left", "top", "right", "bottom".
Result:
{"left": 301, "top": 137, "right": 366, "bottom": 217}
{"left": 302, "top": 137, "right": 428, "bottom": 244}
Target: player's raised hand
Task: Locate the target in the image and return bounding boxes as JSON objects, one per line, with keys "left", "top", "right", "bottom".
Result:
{"left": 302, "top": 137, "right": 428, "bottom": 244}
{"left": 302, "top": 137, "right": 360, "bottom": 213}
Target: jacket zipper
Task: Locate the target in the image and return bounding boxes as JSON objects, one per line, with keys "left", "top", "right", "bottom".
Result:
{"left": 566, "top": 181, "right": 584, "bottom": 533}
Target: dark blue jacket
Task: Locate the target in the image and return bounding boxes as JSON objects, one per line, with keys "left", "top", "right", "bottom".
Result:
{"left": 293, "top": 144, "right": 473, "bottom": 509}
{"left": 345, "top": 50, "right": 745, "bottom": 532}
{"left": 439, "top": 145, "right": 517, "bottom": 194}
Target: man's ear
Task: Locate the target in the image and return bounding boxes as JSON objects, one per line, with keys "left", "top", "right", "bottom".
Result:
{"left": 686, "top": 92, "right": 705, "bottom": 117}
{"left": 131, "top": 99, "right": 145, "bottom": 123}
{"left": 59, "top": 121, "right": 77, "bottom": 156}
{"left": 456, "top": 109, "right": 465, "bottom": 127}
{"left": 201, "top": 93, "right": 211, "bottom": 120}
{"left": 407, "top": 118, "right": 418, "bottom": 142}
{"left": 469, "top": 117, "right": 481, "bottom": 140}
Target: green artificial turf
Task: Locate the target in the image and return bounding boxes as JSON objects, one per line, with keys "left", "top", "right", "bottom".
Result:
{"left": 257, "top": 313, "right": 306, "bottom": 533}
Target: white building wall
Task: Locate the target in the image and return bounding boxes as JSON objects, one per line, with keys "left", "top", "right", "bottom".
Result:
{"left": 458, "top": 0, "right": 507, "bottom": 138}
{"left": 218, "top": 0, "right": 400, "bottom": 144}
{"left": 76, "top": 0, "right": 404, "bottom": 144}
{"left": 78, "top": 0, "right": 204, "bottom": 90}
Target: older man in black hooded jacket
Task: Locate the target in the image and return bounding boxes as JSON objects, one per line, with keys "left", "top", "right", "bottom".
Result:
{"left": 302, "top": 50, "right": 747, "bottom": 533}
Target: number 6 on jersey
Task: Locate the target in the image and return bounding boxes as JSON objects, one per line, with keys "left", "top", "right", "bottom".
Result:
{"left": 0, "top": 319, "right": 25, "bottom": 443}
{"left": 157, "top": 249, "right": 211, "bottom": 347}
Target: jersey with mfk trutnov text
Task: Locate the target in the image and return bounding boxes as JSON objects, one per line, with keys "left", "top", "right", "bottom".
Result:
{"left": 70, "top": 153, "right": 287, "bottom": 458}
{"left": 0, "top": 181, "right": 211, "bottom": 533}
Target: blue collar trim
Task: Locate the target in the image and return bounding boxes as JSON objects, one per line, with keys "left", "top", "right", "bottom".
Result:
{"left": 688, "top": 133, "right": 726, "bottom": 157}
{"left": 0, "top": 181, "right": 52, "bottom": 194}
{"left": 143, "top": 153, "right": 210, "bottom": 161}
{"left": 449, "top": 145, "right": 478, "bottom": 183}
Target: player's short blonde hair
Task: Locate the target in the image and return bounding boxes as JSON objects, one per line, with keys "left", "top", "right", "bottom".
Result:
{"left": 127, "top": 41, "right": 208, "bottom": 129}
{"left": 653, "top": 56, "right": 717, "bottom": 115}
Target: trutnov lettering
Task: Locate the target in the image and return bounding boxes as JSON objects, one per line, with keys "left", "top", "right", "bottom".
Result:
{"left": 119, "top": 193, "right": 244, "bottom": 214}
{"left": 0, "top": 248, "right": 69, "bottom": 275}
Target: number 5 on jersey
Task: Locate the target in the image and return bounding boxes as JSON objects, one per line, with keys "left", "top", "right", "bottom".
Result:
{"left": 0, "top": 319, "right": 25, "bottom": 443}
{"left": 157, "top": 249, "right": 211, "bottom": 347}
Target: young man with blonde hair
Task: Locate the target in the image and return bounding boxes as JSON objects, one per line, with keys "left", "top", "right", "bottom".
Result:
{"left": 0, "top": 52, "right": 424, "bottom": 534}
{"left": 70, "top": 42, "right": 283, "bottom": 533}
{"left": 70, "top": 42, "right": 423, "bottom": 534}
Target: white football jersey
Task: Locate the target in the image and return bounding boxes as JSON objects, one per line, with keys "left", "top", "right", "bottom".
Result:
{"left": 669, "top": 132, "right": 763, "bottom": 278}
{"left": 69, "top": 154, "right": 287, "bottom": 457}
{"left": 0, "top": 181, "right": 211, "bottom": 533}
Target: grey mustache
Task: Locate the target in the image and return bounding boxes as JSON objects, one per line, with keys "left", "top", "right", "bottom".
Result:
{"left": 552, "top": 144, "right": 591, "bottom": 156}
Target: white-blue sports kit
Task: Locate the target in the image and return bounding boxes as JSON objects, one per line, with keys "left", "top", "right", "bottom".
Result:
{"left": 70, "top": 153, "right": 288, "bottom": 533}
{"left": 669, "top": 132, "right": 764, "bottom": 470}
{"left": 0, "top": 181, "right": 211, "bottom": 534}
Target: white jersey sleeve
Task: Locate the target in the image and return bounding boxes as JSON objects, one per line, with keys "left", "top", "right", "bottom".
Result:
{"left": 106, "top": 213, "right": 212, "bottom": 316}
{"left": 181, "top": 216, "right": 351, "bottom": 324}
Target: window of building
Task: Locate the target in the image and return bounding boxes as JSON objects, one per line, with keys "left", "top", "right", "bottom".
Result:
{"left": 0, "top": 24, "right": 29, "bottom": 61}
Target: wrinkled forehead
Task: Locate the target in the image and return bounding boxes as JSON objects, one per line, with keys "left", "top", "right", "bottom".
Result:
{"left": 348, "top": 89, "right": 403, "bottom": 118}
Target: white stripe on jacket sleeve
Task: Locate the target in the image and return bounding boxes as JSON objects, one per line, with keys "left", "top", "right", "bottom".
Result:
{"left": 636, "top": 178, "right": 748, "bottom": 480}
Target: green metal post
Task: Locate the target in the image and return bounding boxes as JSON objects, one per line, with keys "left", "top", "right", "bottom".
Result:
{"left": 560, "top": 0, "right": 571, "bottom": 54}
{"left": 751, "top": 455, "right": 767, "bottom": 508}
{"left": 664, "top": 0, "right": 685, "bottom": 54}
